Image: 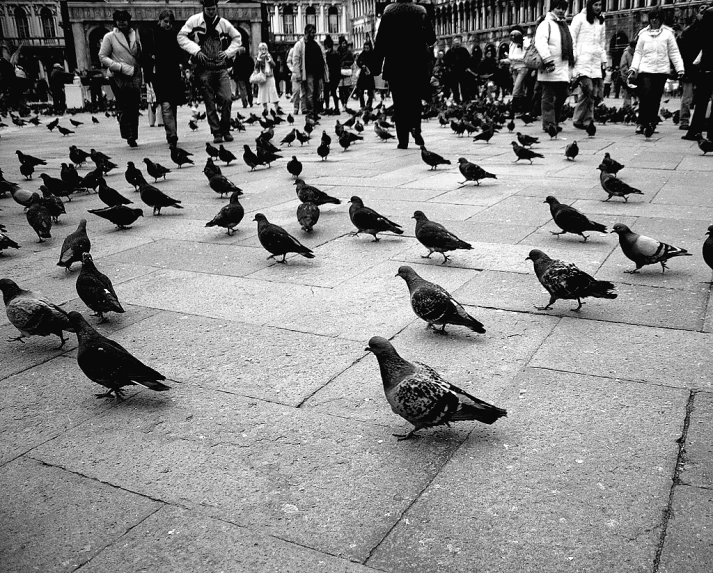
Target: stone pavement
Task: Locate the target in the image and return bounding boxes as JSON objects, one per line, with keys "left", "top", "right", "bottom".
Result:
{"left": 0, "top": 96, "right": 711, "bottom": 573}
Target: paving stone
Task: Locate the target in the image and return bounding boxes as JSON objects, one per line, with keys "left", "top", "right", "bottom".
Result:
{"left": 0, "top": 457, "right": 160, "bottom": 573}
{"left": 679, "top": 392, "right": 713, "bottom": 488}
{"left": 367, "top": 368, "right": 686, "bottom": 573}
{"left": 529, "top": 318, "right": 713, "bottom": 390}
{"left": 658, "top": 486, "right": 713, "bottom": 573}
{"left": 80, "top": 505, "right": 378, "bottom": 573}
{"left": 303, "top": 308, "right": 558, "bottom": 428}
{"left": 454, "top": 269, "right": 707, "bottom": 331}
{"left": 29, "top": 383, "right": 463, "bottom": 562}
{"left": 573, "top": 198, "right": 713, "bottom": 222}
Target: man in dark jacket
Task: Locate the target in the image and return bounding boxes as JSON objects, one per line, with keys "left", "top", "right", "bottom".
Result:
{"left": 373, "top": 0, "right": 436, "bottom": 149}
{"left": 443, "top": 35, "right": 472, "bottom": 103}
{"left": 677, "top": 3, "right": 707, "bottom": 131}
{"left": 683, "top": 5, "right": 713, "bottom": 140}
{"left": 232, "top": 50, "right": 254, "bottom": 108}
{"left": 49, "top": 63, "right": 72, "bottom": 113}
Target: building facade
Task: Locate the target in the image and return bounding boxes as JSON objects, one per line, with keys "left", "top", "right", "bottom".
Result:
{"left": 0, "top": 1, "right": 66, "bottom": 80}
{"left": 265, "top": 1, "right": 350, "bottom": 48}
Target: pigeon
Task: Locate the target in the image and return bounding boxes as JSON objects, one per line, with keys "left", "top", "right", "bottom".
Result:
{"left": 16, "top": 150, "right": 47, "bottom": 167}
{"left": 611, "top": 223, "right": 692, "bottom": 273}
{"left": 601, "top": 152, "right": 624, "bottom": 174}
{"left": 39, "top": 186, "right": 67, "bottom": 223}
{"left": 507, "top": 118, "right": 515, "bottom": 132}
{"left": 91, "top": 116, "right": 100, "bottom": 124}
{"left": 69, "top": 118, "right": 83, "bottom": 128}
{"left": 511, "top": 141, "right": 544, "bottom": 164}
{"left": 0, "top": 168, "right": 20, "bottom": 197}
{"left": 98, "top": 178, "right": 132, "bottom": 207}
{"left": 0, "top": 279, "right": 75, "bottom": 348}
{"left": 39, "top": 173, "right": 72, "bottom": 198}
{"left": 396, "top": 265, "right": 485, "bottom": 334}
{"left": 0, "top": 231, "right": 20, "bottom": 254}
{"left": 218, "top": 145, "right": 237, "bottom": 165}
{"left": 375, "top": 127, "right": 395, "bottom": 142}
{"left": 170, "top": 146, "right": 194, "bottom": 168}
{"left": 10, "top": 184, "right": 35, "bottom": 208}
{"left": 205, "top": 191, "right": 244, "bottom": 235}
{"left": 61, "top": 163, "right": 82, "bottom": 189}
{"left": 206, "top": 142, "right": 220, "bottom": 158}
{"left": 338, "top": 132, "right": 352, "bottom": 151}
{"left": 69, "top": 145, "right": 90, "bottom": 168}
{"left": 457, "top": 158, "right": 497, "bottom": 186}
{"left": 90, "top": 149, "right": 112, "bottom": 164}
{"left": 209, "top": 174, "right": 243, "bottom": 199}
{"left": 697, "top": 137, "right": 713, "bottom": 155}
{"left": 125, "top": 162, "right": 144, "bottom": 190}
{"left": 296, "top": 201, "right": 320, "bottom": 232}
{"left": 286, "top": 156, "right": 303, "bottom": 178}
{"left": 320, "top": 130, "right": 332, "bottom": 146}
{"left": 349, "top": 196, "right": 403, "bottom": 241}
{"left": 420, "top": 146, "right": 451, "bottom": 170}
{"left": 516, "top": 132, "right": 539, "bottom": 147}
{"left": 139, "top": 181, "right": 183, "bottom": 216}
{"left": 413, "top": 210, "right": 472, "bottom": 264}
{"left": 189, "top": 119, "right": 198, "bottom": 131}
{"left": 287, "top": 113, "right": 294, "bottom": 124}
{"left": 19, "top": 162, "right": 34, "bottom": 179}
{"left": 597, "top": 165, "right": 643, "bottom": 202}
{"left": 57, "top": 219, "right": 91, "bottom": 270}
{"left": 295, "top": 130, "right": 311, "bottom": 145}
{"left": 526, "top": 249, "right": 617, "bottom": 311}
{"left": 545, "top": 196, "right": 606, "bottom": 242}
{"left": 704, "top": 225, "right": 713, "bottom": 275}
{"left": 242, "top": 145, "right": 263, "bottom": 170}
{"left": 585, "top": 121, "right": 596, "bottom": 137}
{"left": 294, "top": 178, "right": 340, "bottom": 205}
{"left": 365, "top": 336, "right": 506, "bottom": 440}
{"left": 57, "top": 125, "right": 74, "bottom": 136}
{"left": 564, "top": 140, "right": 579, "bottom": 160}
{"left": 78, "top": 167, "right": 104, "bottom": 193}
{"left": 643, "top": 123, "right": 654, "bottom": 139}
{"left": 254, "top": 213, "right": 315, "bottom": 263}
{"left": 47, "top": 118, "right": 59, "bottom": 131}
{"left": 76, "top": 253, "right": 125, "bottom": 322}
{"left": 281, "top": 129, "right": 297, "bottom": 146}
{"left": 203, "top": 157, "right": 222, "bottom": 180}
{"left": 67, "top": 311, "right": 169, "bottom": 401}
{"left": 473, "top": 125, "right": 495, "bottom": 143}
{"left": 317, "top": 141, "right": 330, "bottom": 160}
{"left": 143, "top": 158, "right": 171, "bottom": 182}
{"left": 256, "top": 148, "right": 282, "bottom": 167}
{"left": 547, "top": 124, "right": 558, "bottom": 139}
{"left": 88, "top": 205, "right": 143, "bottom": 229}
{"left": 25, "top": 193, "right": 52, "bottom": 242}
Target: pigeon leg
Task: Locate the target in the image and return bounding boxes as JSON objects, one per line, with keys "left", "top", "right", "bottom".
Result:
{"left": 534, "top": 296, "right": 557, "bottom": 311}
{"left": 661, "top": 261, "right": 668, "bottom": 273}
{"left": 97, "top": 313, "right": 108, "bottom": 324}
{"left": 437, "top": 324, "right": 449, "bottom": 335}
{"left": 278, "top": 254, "right": 288, "bottom": 264}
{"left": 580, "top": 234, "right": 589, "bottom": 243}
{"left": 371, "top": 234, "right": 380, "bottom": 242}
{"left": 420, "top": 251, "right": 433, "bottom": 259}
{"left": 623, "top": 196, "right": 629, "bottom": 203}
{"left": 394, "top": 428, "right": 420, "bottom": 441}
{"left": 624, "top": 267, "right": 640, "bottom": 274}
{"left": 8, "top": 335, "right": 27, "bottom": 344}
{"left": 56, "top": 333, "right": 67, "bottom": 348}
{"left": 550, "top": 230, "right": 565, "bottom": 238}
{"left": 571, "top": 299, "right": 584, "bottom": 312}
{"left": 440, "top": 253, "right": 450, "bottom": 265}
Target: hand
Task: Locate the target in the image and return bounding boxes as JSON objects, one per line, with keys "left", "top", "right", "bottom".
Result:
{"left": 217, "top": 51, "right": 227, "bottom": 60}
{"left": 195, "top": 51, "right": 208, "bottom": 64}
{"left": 678, "top": 71, "right": 685, "bottom": 80}
{"left": 545, "top": 61, "right": 556, "bottom": 73}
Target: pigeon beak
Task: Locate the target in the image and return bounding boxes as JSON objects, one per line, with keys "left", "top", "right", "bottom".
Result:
{"left": 609, "top": 229, "right": 616, "bottom": 234}
{"left": 525, "top": 256, "right": 531, "bottom": 261}
{"left": 364, "top": 346, "right": 372, "bottom": 353}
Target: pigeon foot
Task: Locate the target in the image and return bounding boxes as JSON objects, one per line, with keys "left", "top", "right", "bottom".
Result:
{"left": 8, "top": 335, "right": 27, "bottom": 344}
{"left": 534, "top": 304, "right": 553, "bottom": 311}
{"left": 394, "top": 430, "right": 419, "bottom": 441}
{"left": 624, "top": 269, "right": 640, "bottom": 274}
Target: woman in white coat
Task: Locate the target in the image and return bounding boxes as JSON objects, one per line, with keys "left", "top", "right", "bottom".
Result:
{"left": 629, "top": 6, "right": 684, "bottom": 135}
{"left": 570, "top": 0, "right": 606, "bottom": 129}
{"left": 535, "top": 0, "right": 575, "bottom": 133}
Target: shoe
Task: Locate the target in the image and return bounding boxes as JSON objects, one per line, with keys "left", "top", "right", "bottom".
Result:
{"left": 127, "top": 138, "right": 138, "bottom": 148}
{"left": 397, "top": 143, "right": 408, "bottom": 149}
{"left": 681, "top": 133, "right": 699, "bottom": 141}
{"left": 223, "top": 132, "right": 234, "bottom": 142}
{"left": 635, "top": 126, "right": 643, "bottom": 135}
{"left": 213, "top": 135, "right": 224, "bottom": 143}
{"left": 679, "top": 124, "right": 690, "bottom": 130}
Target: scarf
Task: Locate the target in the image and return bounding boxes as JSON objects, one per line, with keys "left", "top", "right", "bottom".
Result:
{"left": 553, "top": 17, "right": 575, "bottom": 66}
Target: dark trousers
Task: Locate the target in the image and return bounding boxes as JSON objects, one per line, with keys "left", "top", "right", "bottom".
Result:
{"left": 540, "top": 81, "right": 569, "bottom": 130}
{"left": 110, "top": 74, "right": 141, "bottom": 141}
{"left": 236, "top": 79, "right": 253, "bottom": 107}
{"left": 198, "top": 68, "right": 233, "bottom": 136}
{"left": 160, "top": 102, "right": 178, "bottom": 144}
{"left": 687, "top": 71, "right": 713, "bottom": 138}
{"left": 358, "top": 88, "right": 374, "bottom": 109}
{"left": 636, "top": 73, "right": 667, "bottom": 128}
{"left": 391, "top": 81, "right": 422, "bottom": 145}
{"left": 447, "top": 73, "right": 470, "bottom": 103}
{"left": 51, "top": 88, "right": 66, "bottom": 113}
{"left": 301, "top": 75, "right": 323, "bottom": 114}
{"left": 324, "top": 80, "right": 339, "bottom": 110}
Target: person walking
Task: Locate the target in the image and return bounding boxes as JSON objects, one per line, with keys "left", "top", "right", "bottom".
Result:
{"left": 48, "top": 63, "right": 71, "bottom": 114}
{"left": 444, "top": 35, "right": 472, "bottom": 104}
{"left": 177, "top": 0, "right": 243, "bottom": 143}
{"left": 611, "top": 65, "right": 621, "bottom": 98}
{"left": 629, "top": 6, "right": 684, "bottom": 135}
{"left": 99, "top": 9, "right": 143, "bottom": 147}
{"left": 602, "top": 66, "right": 612, "bottom": 98}
{"left": 500, "top": 26, "right": 529, "bottom": 115}
{"left": 286, "top": 44, "right": 301, "bottom": 114}
{"left": 619, "top": 40, "right": 636, "bottom": 107}
{"left": 570, "top": 0, "right": 607, "bottom": 129}
{"left": 356, "top": 41, "right": 377, "bottom": 110}
{"left": 677, "top": 3, "right": 707, "bottom": 132}
{"left": 143, "top": 10, "right": 186, "bottom": 147}
{"left": 232, "top": 49, "right": 254, "bottom": 108}
{"left": 291, "top": 24, "right": 329, "bottom": 116}
{"left": 337, "top": 36, "right": 355, "bottom": 109}
{"left": 535, "top": 0, "right": 575, "bottom": 134}
{"left": 683, "top": 6, "right": 713, "bottom": 141}
{"left": 373, "top": 0, "right": 436, "bottom": 149}
{"left": 254, "top": 42, "right": 280, "bottom": 112}
{"left": 323, "top": 36, "right": 342, "bottom": 114}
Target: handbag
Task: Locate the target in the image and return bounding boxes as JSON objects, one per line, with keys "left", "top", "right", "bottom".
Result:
{"left": 340, "top": 68, "right": 352, "bottom": 77}
{"left": 249, "top": 70, "right": 266, "bottom": 85}
{"left": 523, "top": 22, "right": 550, "bottom": 71}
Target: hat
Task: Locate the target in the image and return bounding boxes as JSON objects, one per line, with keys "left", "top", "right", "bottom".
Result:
{"left": 201, "top": 0, "right": 218, "bottom": 7}
{"left": 112, "top": 9, "right": 131, "bottom": 22}
{"left": 53, "top": 63, "right": 62, "bottom": 69}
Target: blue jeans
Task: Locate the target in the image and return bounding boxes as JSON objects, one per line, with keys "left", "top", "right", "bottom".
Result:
{"left": 572, "top": 76, "right": 601, "bottom": 126}
{"left": 198, "top": 68, "right": 233, "bottom": 136}
{"left": 301, "top": 75, "right": 323, "bottom": 114}
{"left": 679, "top": 80, "right": 694, "bottom": 126}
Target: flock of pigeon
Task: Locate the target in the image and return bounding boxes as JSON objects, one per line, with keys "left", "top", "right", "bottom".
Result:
{"left": 1, "top": 96, "right": 712, "bottom": 441}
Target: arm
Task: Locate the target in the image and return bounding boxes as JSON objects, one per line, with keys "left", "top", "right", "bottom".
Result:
{"left": 600, "top": 22, "right": 608, "bottom": 66}
{"left": 286, "top": 48, "right": 295, "bottom": 73}
{"left": 630, "top": 36, "right": 643, "bottom": 72}
{"left": 292, "top": 42, "right": 303, "bottom": 82}
{"left": 668, "top": 31, "right": 685, "bottom": 75}
{"left": 534, "top": 20, "right": 553, "bottom": 63}
{"left": 177, "top": 15, "right": 201, "bottom": 57}
{"left": 99, "top": 33, "right": 134, "bottom": 76}
{"left": 221, "top": 19, "right": 243, "bottom": 59}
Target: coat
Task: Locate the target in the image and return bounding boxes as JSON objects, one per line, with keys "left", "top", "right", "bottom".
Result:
{"left": 142, "top": 24, "right": 186, "bottom": 105}
{"left": 99, "top": 28, "right": 141, "bottom": 78}
{"left": 631, "top": 25, "right": 684, "bottom": 76}
{"left": 177, "top": 12, "right": 242, "bottom": 70}
{"left": 291, "top": 38, "right": 329, "bottom": 83}
{"left": 535, "top": 12, "right": 573, "bottom": 83}
{"left": 569, "top": 9, "right": 606, "bottom": 79}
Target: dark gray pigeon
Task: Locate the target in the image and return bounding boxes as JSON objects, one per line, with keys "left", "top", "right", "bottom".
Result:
{"left": 396, "top": 265, "right": 485, "bottom": 334}
{"left": 139, "top": 181, "right": 183, "bottom": 216}
{"left": 545, "top": 196, "right": 606, "bottom": 242}
{"left": 349, "top": 196, "right": 403, "bottom": 241}
{"left": 88, "top": 206, "right": 143, "bottom": 229}
{"left": 526, "top": 249, "right": 617, "bottom": 311}
{"left": 297, "top": 201, "right": 320, "bottom": 232}
{"left": 457, "top": 158, "right": 496, "bottom": 186}
{"left": 254, "top": 213, "right": 315, "bottom": 263}
{"left": 76, "top": 252, "right": 125, "bottom": 322}
{"left": 413, "top": 210, "right": 472, "bottom": 264}
{"left": 703, "top": 225, "right": 713, "bottom": 275}
{"left": 205, "top": 191, "right": 244, "bottom": 235}
{"left": 294, "top": 178, "right": 340, "bottom": 205}
{"left": 209, "top": 174, "right": 242, "bottom": 199}
{"left": 420, "top": 146, "right": 451, "bottom": 170}
{"left": 366, "top": 336, "right": 506, "bottom": 440}
{"left": 601, "top": 152, "right": 624, "bottom": 174}
{"left": 564, "top": 140, "right": 579, "bottom": 160}
{"left": 57, "top": 219, "right": 90, "bottom": 270}
{"left": 611, "top": 223, "right": 691, "bottom": 273}
{"left": 597, "top": 165, "right": 643, "bottom": 202}
{"left": 511, "top": 141, "right": 544, "bottom": 164}
{"left": 68, "top": 311, "right": 169, "bottom": 401}
{"left": 25, "top": 193, "right": 52, "bottom": 242}
{"left": 0, "top": 231, "right": 20, "bottom": 254}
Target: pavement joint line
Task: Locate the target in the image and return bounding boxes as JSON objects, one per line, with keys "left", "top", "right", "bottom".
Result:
{"left": 651, "top": 389, "right": 697, "bottom": 573}
{"left": 295, "top": 351, "right": 369, "bottom": 409}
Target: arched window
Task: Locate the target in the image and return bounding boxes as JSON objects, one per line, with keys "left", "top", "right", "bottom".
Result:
{"left": 305, "top": 6, "right": 316, "bottom": 29}
{"left": 283, "top": 6, "right": 295, "bottom": 35}
{"left": 41, "top": 7, "right": 56, "bottom": 38}
{"left": 328, "top": 7, "right": 339, "bottom": 34}
{"left": 14, "top": 7, "right": 30, "bottom": 39}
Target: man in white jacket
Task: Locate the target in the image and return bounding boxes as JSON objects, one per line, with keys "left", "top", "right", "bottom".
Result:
{"left": 286, "top": 45, "right": 301, "bottom": 115}
{"left": 570, "top": 0, "right": 607, "bottom": 129}
{"left": 177, "top": 0, "right": 243, "bottom": 143}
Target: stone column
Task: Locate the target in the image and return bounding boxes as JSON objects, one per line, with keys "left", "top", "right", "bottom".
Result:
{"left": 296, "top": 5, "right": 303, "bottom": 34}
{"left": 274, "top": 5, "right": 281, "bottom": 35}
{"left": 72, "top": 22, "right": 89, "bottom": 71}
{"left": 318, "top": 4, "right": 325, "bottom": 34}
{"left": 341, "top": 6, "right": 347, "bottom": 36}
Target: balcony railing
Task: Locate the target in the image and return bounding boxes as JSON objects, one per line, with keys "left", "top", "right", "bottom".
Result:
{"left": 1, "top": 36, "right": 66, "bottom": 47}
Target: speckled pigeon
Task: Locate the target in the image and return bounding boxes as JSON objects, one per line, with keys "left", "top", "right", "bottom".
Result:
{"left": 296, "top": 201, "right": 320, "bottom": 233}
{"left": 413, "top": 210, "right": 472, "bottom": 264}
{"left": 57, "top": 219, "right": 90, "bottom": 270}
{"left": 597, "top": 166, "right": 643, "bottom": 202}
{"left": 294, "top": 178, "right": 340, "bottom": 205}
{"left": 349, "top": 196, "right": 403, "bottom": 241}
{"left": 420, "top": 146, "right": 451, "bottom": 170}
{"left": 611, "top": 223, "right": 691, "bottom": 273}
{"left": 457, "top": 158, "right": 497, "bottom": 185}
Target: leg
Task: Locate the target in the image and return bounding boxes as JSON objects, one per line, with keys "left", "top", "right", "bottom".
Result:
{"left": 199, "top": 70, "right": 221, "bottom": 136}
{"left": 535, "top": 295, "right": 557, "bottom": 311}
{"left": 680, "top": 80, "right": 694, "bottom": 128}
{"left": 161, "top": 101, "right": 178, "bottom": 144}
{"left": 553, "top": 81, "right": 570, "bottom": 127}
{"left": 301, "top": 77, "right": 313, "bottom": 114}
{"left": 540, "top": 82, "right": 556, "bottom": 130}
{"left": 688, "top": 73, "right": 713, "bottom": 137}
{"left": 147, "top": 103, "right": 156, "bottom": 127}
{"left": 394, "top": 427, "right": 420, "bottom": 440}
{"left": 572, "top": 76, "right": 593, "bottom": 126}
{"left": 216, "top": 69, "right": 233, "bottom": 136}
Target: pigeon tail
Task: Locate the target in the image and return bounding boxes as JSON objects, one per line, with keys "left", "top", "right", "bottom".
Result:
{"left": 589, "top": 221, "right": 607, "bottom": 234}
{"left": 450, "top": 400, "right": 507, "bottom": 424}
{"left": 587, "top": 280, "right": 618, "bottom": 300}
{"left": 134, "top": 379, "right": 170, "bottom": 392}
